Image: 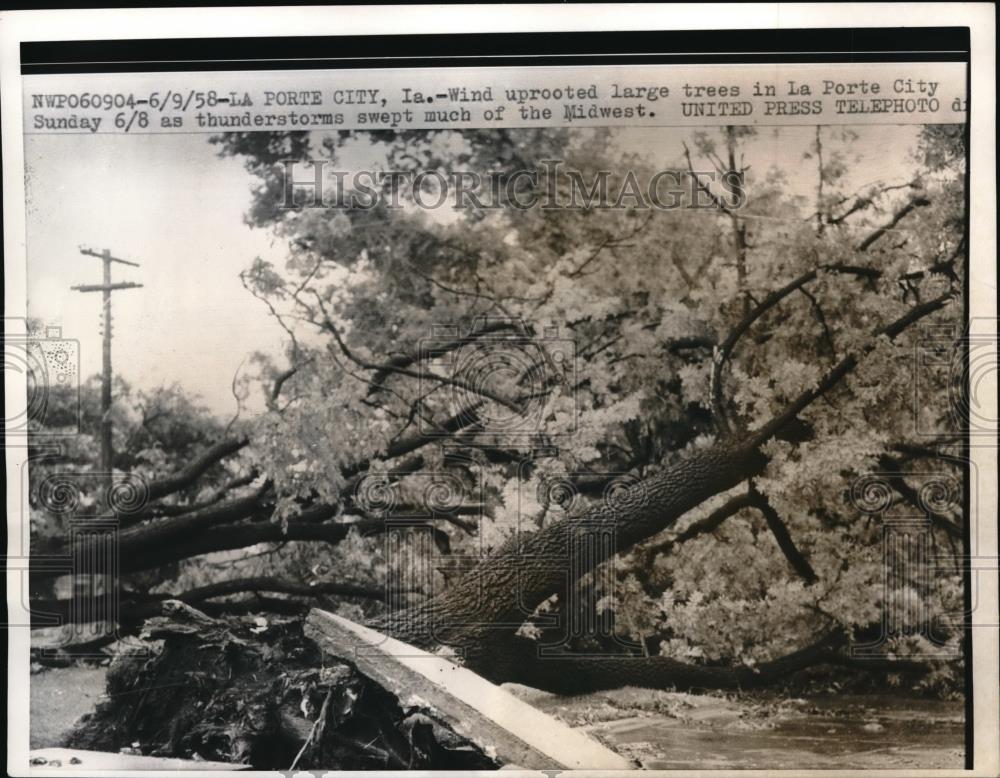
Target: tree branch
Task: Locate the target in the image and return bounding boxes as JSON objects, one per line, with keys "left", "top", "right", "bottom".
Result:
{"left": 710, "top": 262, "right": 880, "bottom": 432}
{"left": 119, "top": 486, "right": 273, "bottom": 550}
{"left": 750, "top": 292, "right": 954, "bottom": 447}
{"left": 748, "top": 487, "right": 818, "bottom": 585}
{"left": 145, "top": 436, "right": 249, "bottom": 502}
{"left": 323, "top": 317, "right": 525, "bottom": 413}
{"left": 341, "top": 403, "right": 485, "bottom": 483}
{"left": 115, "top": 518, "right": 414, "bottom": 574}
{"left": 633, "top": 492, "right": 755, "bottom": 569}
{"left": 485, "top": 629, "right": 929, "bottom": 694}
{"left": 122, "top": 472, "right": 262, "bottom": 527}
{"left": 367, "top": 318, "right": 518, "bottom": 394}
{"left": 31, "top": 577, "right": 394, "bottom": 630}
{"left": 857, "top": 194, "right": 931, "bottom": 251}
{"left": 877, "top": 456, "right": 964, "bottom": 540}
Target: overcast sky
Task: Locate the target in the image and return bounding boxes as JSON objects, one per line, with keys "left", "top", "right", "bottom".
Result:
{"left": 24, "top": 124, "right": 920, "bottom": 419}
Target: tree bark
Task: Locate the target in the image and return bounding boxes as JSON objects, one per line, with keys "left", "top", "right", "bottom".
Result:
{"left": 373, "top": 439, "right": 768, "bottom": 663}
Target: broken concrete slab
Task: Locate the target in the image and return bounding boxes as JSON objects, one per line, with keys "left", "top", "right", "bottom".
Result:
{"left": 304, "top": 609, "right": 633, "bottom": 771}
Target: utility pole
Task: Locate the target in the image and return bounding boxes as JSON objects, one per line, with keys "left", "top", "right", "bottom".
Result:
{"left": 71, "top": 248, "right": 142, "bottom": 493}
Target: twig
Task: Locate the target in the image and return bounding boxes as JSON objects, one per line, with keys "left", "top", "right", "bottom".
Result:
{"left": 289, "top": 688, "right": 333, "bottom": 770}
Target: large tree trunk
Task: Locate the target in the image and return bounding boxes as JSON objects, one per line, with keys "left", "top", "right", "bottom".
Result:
{"left": 359, "top": 294, "right": 955, "bottom": 691}
{"left": 368, "top": 438, "right": 771, "bottom": 689}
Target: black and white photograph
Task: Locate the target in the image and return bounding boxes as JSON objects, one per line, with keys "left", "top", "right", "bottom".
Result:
{"left": 2, "top": 5, "right": 996, "bottom": 776}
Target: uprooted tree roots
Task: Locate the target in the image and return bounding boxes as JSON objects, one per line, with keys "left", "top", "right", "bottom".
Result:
{"left": 64, "top": 604, "right": 499, "bottom": 770}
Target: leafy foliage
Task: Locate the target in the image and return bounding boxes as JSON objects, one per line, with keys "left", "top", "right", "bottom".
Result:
{"left": 34, "top": 124, "right": 965, "bottom": 697}
{"left": 204, "top": 124, "right": 968, "bottom": 691}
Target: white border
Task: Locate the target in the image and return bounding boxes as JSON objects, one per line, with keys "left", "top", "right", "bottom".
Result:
{"left": 2, "top": 5, "right": 996, "bottom": 777}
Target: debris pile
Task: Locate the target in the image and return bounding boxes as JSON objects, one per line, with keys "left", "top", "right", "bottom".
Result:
{"left": 64, "top": 601, "right": 500, "bottom": 770}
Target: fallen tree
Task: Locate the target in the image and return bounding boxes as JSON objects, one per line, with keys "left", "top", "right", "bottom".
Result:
{"left": 31, "top": 125, "right": 966, "bottom": 705}
{"left": 37, "top": 289, "right": 954, "bottom": 693}
{"left": 362, "top": 293, "right": 955, "bottom": 688}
